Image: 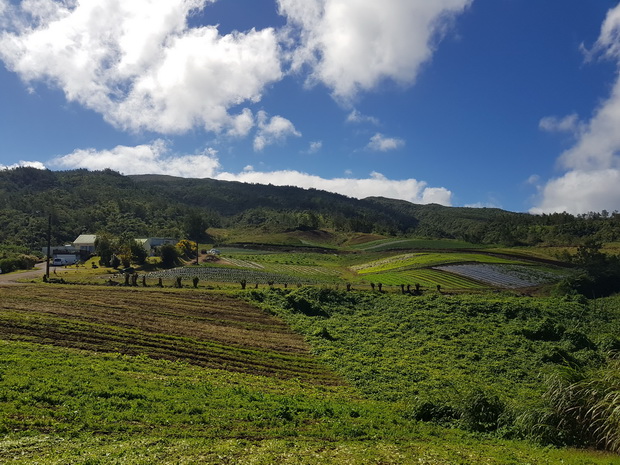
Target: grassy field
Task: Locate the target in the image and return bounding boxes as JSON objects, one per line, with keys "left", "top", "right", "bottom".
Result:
{"left": 1, "top": 284, "right": 619, "bottom": 463}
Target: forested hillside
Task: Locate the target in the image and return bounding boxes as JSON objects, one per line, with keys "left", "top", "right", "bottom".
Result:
{"left": 1, "top": 167, "right": 620, "bottom": 250}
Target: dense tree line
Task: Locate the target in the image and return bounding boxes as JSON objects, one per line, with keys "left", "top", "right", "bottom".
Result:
{"left": 1, "top": 167, "right": 619, "bottom": 252}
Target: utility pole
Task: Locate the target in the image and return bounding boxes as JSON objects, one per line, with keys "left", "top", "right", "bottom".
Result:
{"left": 46, "top": 213, "right": 51, "bottom": 278}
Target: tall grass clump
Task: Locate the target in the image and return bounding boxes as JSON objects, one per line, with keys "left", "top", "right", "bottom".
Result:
{"left": 524, "top": 356, "right": 620, "bottom": 452}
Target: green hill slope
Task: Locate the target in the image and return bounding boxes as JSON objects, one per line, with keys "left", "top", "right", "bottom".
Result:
{"left": 2, "top": 167, "right": 620, "bottom": 250}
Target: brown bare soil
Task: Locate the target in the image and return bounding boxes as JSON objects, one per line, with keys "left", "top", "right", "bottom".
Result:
{"left": 0, "top": 285, "right": 341, "bottom": 384}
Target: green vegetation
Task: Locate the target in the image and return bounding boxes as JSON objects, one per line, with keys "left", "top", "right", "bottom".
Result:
{"left": 351, "top": 252, "right": 527, "bottom": 274}
{"left": 355, "top": 268, "right": 484, "bottom": 288}
{"left": 1, "top": 285, "right": 619, "bottom": 463}
{"left": 247, "top": 288, "right": 620, "bottom": 449}
{"left": 350, "top": 238, "right": 487, "bottom": 251}
{"left": 3, "top": 167, "right": 620, "bottom": 252}
{"left": 3, "top": 166, "right": 620, "bottom": 462}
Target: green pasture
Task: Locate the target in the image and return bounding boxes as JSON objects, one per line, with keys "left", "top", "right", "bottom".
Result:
{"left": 349, "top": 238, "right": 486, "bottom": 251}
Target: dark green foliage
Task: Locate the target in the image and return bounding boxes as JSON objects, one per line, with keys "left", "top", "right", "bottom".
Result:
{"left": 3, "top": 168, "right": 620, "bottom": 249}
{"left": 185, "top": 210, "right": 209, "bottom": 241}
{"left": 95, "top": 233, "right": 114, "bottom": 266}
{"left": 109, "top": 254, "right": 121, "bottom": 269}
{"left": 562, "top": 330, "right": 595, "bottom": 351}
{"left": 523, "top": 318, "right": 565, "bottom": 341}
{"left": 530, "top": 358, "right": 620, "bottom": 452}
{"left": 159, "top": 244, "right": 179, "bottom": 268}
{"left": 460, "top": 389, "right": 506, "bottom": 432}
{"left": 0, "top": 254, "right": 36, "bottom": 273}
{"left": 556, "top": 240, "right": 620, "bottom": 298}
{"left": 129, "top": 239, "right": 148, "bottom": 265}
{"left": 598, "top": 335, "right": 620, "bottom": 353}
{"left": 408, "top": 400, "right": 458, "bottom": 423}
{"left": 247, "top": 289, "right": 620, "bottom": 444}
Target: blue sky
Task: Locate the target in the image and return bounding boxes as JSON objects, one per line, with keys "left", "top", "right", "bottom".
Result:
{"left": 1, "top": 0, "right": 620, "bottom": 214}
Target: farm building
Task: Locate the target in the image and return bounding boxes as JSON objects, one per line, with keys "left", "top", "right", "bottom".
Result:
{"left": 136, "top": 237, "right": 178, "bottom": 255}
{"left": 73, "top": 234, "right": 97, "bottom": 254}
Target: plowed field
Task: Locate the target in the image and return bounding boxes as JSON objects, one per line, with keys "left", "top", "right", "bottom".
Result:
{"left": 0, "top": 285, "right": 340, "bottom": 384}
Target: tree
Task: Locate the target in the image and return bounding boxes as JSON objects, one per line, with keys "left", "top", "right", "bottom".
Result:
{"left": 129, "top": 240, "right": 148, "bottom": 265}
{"left": 109, "top": 254, "right": 121, "bottom": 269}
{"left": 95, "top": 233, "right": 114, "bottom": 266}
{"left": 176, "top": 239, "right": 197, "bottom": 259}
{"left": 558, "top": 240, "right": 620, "bottom": 297}
{"left": 185, "top": 211, "right": 208, "bottom": 242}
{"left": 159, "top": 244, "right": 179, "bottom": 268}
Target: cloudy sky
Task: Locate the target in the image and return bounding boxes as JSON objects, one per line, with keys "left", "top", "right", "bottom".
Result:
{"left": 1, "top": 0, "right": 620, "bottom": 214}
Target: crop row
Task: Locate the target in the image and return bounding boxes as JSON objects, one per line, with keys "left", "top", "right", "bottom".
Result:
{"left": 223, "top": 257, "right": 265, "bottom": 269}
{"left": 221, "top": 257, "right": 341, "bottom": 277}
{"left": 358, "top": 269, "right": 484, "bottom": 289}
{"left": 434, "top": 264, "right": 555, "bottom": 288}
{"left": 147, "top": 266, "right": 336, "bottom": 284}
{"left": 353, "top": 252, "right": 526, "bottom": 274}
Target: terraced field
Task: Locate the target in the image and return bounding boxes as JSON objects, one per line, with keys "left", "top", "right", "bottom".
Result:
{"left": 351, "top": 252, "right": 526, "bottom": 274}
{"left": 0, "top": 286, "right": 340, "bottom": 383}
{"left": 349, "top": 238, "right": 484, "bottom": 251}
{"left": 435, "top": 264, "right": 560, "bottom": 288}
{"left": 355, "top": 268, "right": 485, "bottom": 289}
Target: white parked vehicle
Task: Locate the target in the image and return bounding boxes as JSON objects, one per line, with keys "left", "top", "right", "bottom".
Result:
{"left": 52, "top": 255, "right": 78, "bottom": 266}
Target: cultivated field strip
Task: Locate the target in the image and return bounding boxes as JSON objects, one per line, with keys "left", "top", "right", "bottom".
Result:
{"left": 0, "top": 286, "right": 341, "bottom": 384}
{"left": 352, "top": 252, "right": 526, "bottom": 274}
{"left": 434, "top": 264, "right": 556, "bottom": 288}
{"left": 361, "top": 269, "right": 484, "bottom": 289}
{"left": 146, "top": 265, "right": 338, "bottom": 285}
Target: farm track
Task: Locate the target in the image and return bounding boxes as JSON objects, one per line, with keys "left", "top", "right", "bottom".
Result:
{"left": 0, "top": 286, "right": 342, "bottom": 384}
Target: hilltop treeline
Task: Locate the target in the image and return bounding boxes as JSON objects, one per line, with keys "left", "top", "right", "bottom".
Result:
{"left": 1, "top": 167, "right": 619, "bottom": 249}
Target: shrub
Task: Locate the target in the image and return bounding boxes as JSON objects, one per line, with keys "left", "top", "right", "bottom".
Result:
{"left": 408, "top": 400, "right": 458, "bottom": 424}
{"left": 523, "top": 317, "right": 565, "bottom": 341}
{"left": 460, "top": 389, "right": 505, "bottom": 433}
{"left": 539, "top": 358, "right": 620, "bottom": 452}
{"left": 0, "top": 254, "right": 36, "bottom": 273}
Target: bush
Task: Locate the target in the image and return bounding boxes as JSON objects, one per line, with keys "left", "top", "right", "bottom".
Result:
{"left": 538, "top": 358, "right": 620, "bottom": 452}
{"left": 159, "top": 244, "right": 179, "bottom": 269}
{"left": 460, "top": 389, "right": 505, "bottom": 433}
{"left": 408, "top": 400, "right": 458, "bottom": 424}
{"left": 0, "top": 254, "right": 37, "bottom": 273}
{"left": 523, "top": 318, "right": 565, "bottom": 341}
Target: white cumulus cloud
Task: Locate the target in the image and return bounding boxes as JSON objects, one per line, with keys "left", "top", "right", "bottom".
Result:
{"left": 0, "top": 160, "right": 47, "bottom": 170}
{"left": 0, "top": 0, "right": 282, "bottom": 134}
{"left": 532, "top": 4, "right": 620, "bottom": 214}
{"left": 253, "top": 110, "right": 301, "bottom": 151}
{"left": 218, "top": 168, "right": 452, "bottom": 205}
{"left": 366, "top": 133, "right": 405, "bottom": 152}
{"left": 277, "top": 0, "right": 472, "bottom": 100}
{"left": 48, "top": 140, "right": 221, "bottom": 178}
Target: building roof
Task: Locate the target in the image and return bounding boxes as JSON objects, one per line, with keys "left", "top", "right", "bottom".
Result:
{"left": 73, "top": 234, "right": 97, "bottom": 245}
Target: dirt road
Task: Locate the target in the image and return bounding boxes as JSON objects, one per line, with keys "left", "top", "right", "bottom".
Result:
{"left": 0, "top": 262, "right": 54, "bottom": 285}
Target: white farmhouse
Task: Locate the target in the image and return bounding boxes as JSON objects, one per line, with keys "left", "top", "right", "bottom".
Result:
{"left": 72, "top": 234, "right": 97, "bottom": 254}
